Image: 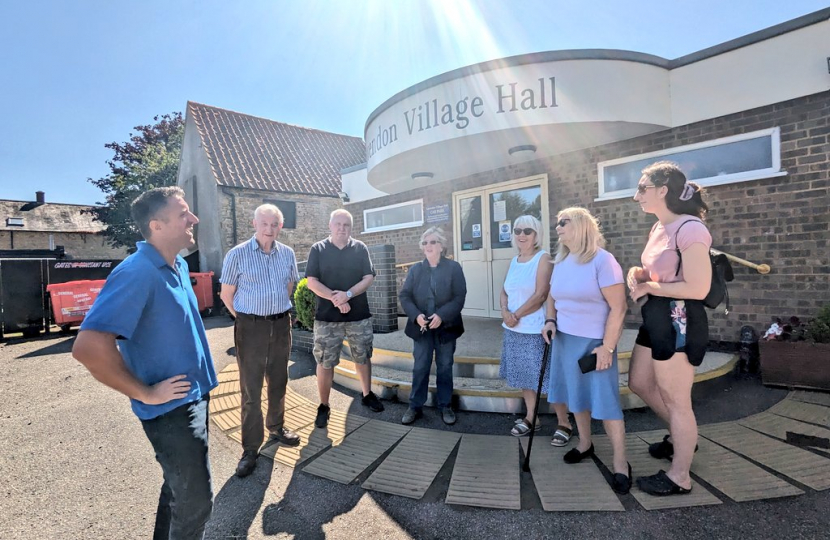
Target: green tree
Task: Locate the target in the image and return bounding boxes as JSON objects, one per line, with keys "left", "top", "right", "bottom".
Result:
{"left": 85, "top": 112, "right": 184, "bottom": 251}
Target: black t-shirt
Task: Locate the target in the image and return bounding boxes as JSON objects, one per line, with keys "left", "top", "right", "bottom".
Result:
{"left": 305, "top": 237, "right": 375, "bottom": 322}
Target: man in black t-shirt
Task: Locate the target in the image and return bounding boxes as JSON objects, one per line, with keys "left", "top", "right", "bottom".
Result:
{"left": 305, "top": 209, "right": 384, "bottom": 427}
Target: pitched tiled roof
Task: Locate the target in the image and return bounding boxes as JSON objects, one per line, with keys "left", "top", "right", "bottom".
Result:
{"left": 0, "top": 200, "right": 106, "bottom": 233}
{"left": 188, "top": 102, "right": 365, "bottom": 197}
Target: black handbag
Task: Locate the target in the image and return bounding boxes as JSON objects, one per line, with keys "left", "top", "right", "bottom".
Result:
{"left": 674, "top": 220, "right": 734, "bottom": 313}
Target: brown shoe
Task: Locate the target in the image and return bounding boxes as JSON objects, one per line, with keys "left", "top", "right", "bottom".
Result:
{"left": 268, "top": 427, "right": 301, "bottom": 447}
{"left": 235, "top": 451, "right": 258, "bottom": 478}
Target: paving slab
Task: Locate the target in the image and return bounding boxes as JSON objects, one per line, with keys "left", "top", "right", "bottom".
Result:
{"left": 638, "top": 430, "right": 803, "bottom": 502}
{"left": 445, "top": 434, "right": 521, "bottom": 510}
{"left": 593, "top": 433, "right": 721, "bottom": 510}
{"left": 302, "top": 420, "right": 411, "bottom": 484}
{"left": 789, "top": 390, "right": 830, "bottom": 408}
{"left": 768, "top": 399, "right": 830, "bottom": 428}
{"left": 210, "top": 393, "right": 241, "bottom": 415}
{"left": 740, "top": 412, "right": 830, "bottom": 451}
{"left": 362, "top": 427, "right": 461, "bottom": 499}
{"left": 519, "top": 438, "right": 624, "bottom": 511}
{"left": 700, "top": 422, "right": 830, "bottom": 491}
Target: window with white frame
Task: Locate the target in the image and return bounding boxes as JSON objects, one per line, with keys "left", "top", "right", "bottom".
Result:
{"left": 363, "top": 199, "right": 424, "bottom": 233}
{"left": 597, "top": 128, "right": 783, "bottom": 200}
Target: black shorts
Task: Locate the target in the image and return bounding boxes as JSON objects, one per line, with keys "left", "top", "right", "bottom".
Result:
{"left": 635, "top": 295, "right": 708, "bottom": 366}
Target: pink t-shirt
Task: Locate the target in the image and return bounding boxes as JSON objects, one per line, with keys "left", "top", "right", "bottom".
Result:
{"left": 550, "top": 249, "right": 624, "bottom": 340}
{"left": 641, "top": 217, "right": 712, "bottom": 283}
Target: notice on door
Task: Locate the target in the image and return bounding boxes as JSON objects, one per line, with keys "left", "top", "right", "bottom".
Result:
{"left": 493, "top": 200, "right": 506, "bottom": 222}
{"left": 472, "top": 224, "right": 482, "bottom": 238}
{"left": 498, "top": 221, "right": 512, "bottom": 242}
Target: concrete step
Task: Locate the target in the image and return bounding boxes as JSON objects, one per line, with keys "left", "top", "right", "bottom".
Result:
{"left": 333, "top": 352, "right": 737, "bottom": 414}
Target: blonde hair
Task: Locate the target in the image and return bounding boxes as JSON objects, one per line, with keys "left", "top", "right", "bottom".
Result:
{"left": 554, "top": 207, "right": 606, "bottom": 264}
{"left": 510, "top": 215, "right": 544, "bottom": 251}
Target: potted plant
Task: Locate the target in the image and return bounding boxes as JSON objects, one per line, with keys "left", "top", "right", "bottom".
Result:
{"left": 291, "top": 277, "right": 317, "bottom": 354}
{"left": 759, "top": 306, "right": 830, "bottom": 391}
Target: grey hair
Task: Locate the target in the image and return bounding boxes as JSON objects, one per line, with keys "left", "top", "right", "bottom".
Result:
{"left": 420, "top": 227, "right": 448, "bottom": 256}
{"left": 330, "top": 208, "right": 353, "bottom": 226}
{"left": 254, "top": 204, "right": 284, "bottom": 223}
{"left": 510, "top": 215, "right": 544, "bottom": 251}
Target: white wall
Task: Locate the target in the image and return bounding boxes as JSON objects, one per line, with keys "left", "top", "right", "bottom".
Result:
{"left": 340, "top": 167, "right": 387, "bottom": 204}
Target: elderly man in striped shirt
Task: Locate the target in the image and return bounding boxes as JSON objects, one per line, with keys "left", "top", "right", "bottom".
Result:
{"left": 220, "top": 204, "right": 300, "bottom": 478}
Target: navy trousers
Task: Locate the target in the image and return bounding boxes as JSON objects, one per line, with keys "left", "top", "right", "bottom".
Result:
{"left": 141, "top": 396, "right": 213, "bottom": 540}
{"left": 409, "top": 332, "right": 456, "bottom": 410}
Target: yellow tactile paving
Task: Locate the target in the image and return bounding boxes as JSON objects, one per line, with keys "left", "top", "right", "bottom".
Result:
{"left": 212, "top": 408, "right": 242, "bottom": 433}
{"left": 768, "top": 399, "right": 830, "bottom": 428}
{"left": 445, "top": 434, "right": 521, "bottom": 510}
{"left": 302, "top": 420, "right": 411, "bottom": 484}
{"left": 217, "top": 369, "right": 240, "bottom": 383}
{"left": 740, "top": 412, "right": 830, "bottom": 450}
{"left": 789, "top": 390, "right": 830, "bottom": 408}
{"left": 213, "top": 380, "right": 241, "bottom": 397}
{"left": 209, "top": 393, "right": 241, "bottom": 415}
{"left": 362, "top": 427, "right": 461, "bottom": 499}
{"left": 261, "top": 413, "right": 370, "bottom": 467}
{"left": 519, "top": 438, "right": 624, "bottom": 512}
{"left": 700, "top": 423, "right": 830, "bottom": 491}
{"left": 637, "top": 431, "right": 803, "bottom": 502}
{"left": 593, "top": 433, "right": 721, "bottom": 510}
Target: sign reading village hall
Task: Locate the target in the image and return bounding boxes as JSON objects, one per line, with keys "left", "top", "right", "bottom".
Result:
{"left": 367, "top": 77, "right": 557, "bottom": 159}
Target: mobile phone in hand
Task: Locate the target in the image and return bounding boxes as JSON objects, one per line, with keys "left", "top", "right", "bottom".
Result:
{"left": 578, "top": 353, "right": 598, "bottom": 374}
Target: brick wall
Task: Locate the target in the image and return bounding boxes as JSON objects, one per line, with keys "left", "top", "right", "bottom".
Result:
{"left": 367, "top": 244, "right": 398, "bottom": 333}
{"left": 0, "top": 231, "right": 128, "bottom": 259}
{"left": 218, "top": 188, "right": 342, "bottom": 263}
{"left": 349, "top": 90, "right": 830, "bottom": 343}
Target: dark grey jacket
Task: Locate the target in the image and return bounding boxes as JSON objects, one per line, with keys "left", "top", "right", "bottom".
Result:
{"left": 399, "top": 257, "right": 467, "bottom": 343}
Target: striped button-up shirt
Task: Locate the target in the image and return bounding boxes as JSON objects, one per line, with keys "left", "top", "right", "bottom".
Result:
{"left": 220, "top": 236, "right": 299, "bottom": 316}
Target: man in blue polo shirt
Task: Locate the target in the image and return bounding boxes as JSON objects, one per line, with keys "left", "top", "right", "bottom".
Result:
{"left": 73, "top": 186, "right": 217, "bottom": 540}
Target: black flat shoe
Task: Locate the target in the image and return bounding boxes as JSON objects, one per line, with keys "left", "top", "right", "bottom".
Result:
{"left": 636, "top": 470, "right": 692, "bottom": 496}
{"left": 648, "top": 435, "right": 699, "bottom": 461}
{"left": 563, "top": 443, "right": 595, "bottom": 464}
{"left": 610, "top": 462, "right": 632, "bottom": 494}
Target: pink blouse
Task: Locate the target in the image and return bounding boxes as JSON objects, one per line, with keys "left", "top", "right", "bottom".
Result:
{"left": 641, "top": 217, "right": 712, "bottom": 284}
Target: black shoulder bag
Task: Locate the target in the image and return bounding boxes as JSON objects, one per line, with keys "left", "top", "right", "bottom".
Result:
{"left": 674, "top": 220, "right": 734, "bottom": 314}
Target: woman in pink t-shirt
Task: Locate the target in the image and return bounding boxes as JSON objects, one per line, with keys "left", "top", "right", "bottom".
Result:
{"left": 627, "top": 161, "right": 712, "bottom": 497}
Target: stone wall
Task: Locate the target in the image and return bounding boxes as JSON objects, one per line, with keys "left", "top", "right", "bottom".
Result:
{"left": 218, "top": 188, "right": 343, "bottom": 265}
{"left": 348, "top": 91, "right": 830, "bottom": 343}
{"left": 0, "top": 231, "right": 128, "bottom": 259}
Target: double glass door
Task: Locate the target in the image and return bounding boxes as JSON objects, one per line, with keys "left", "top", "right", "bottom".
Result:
{"left": 453, "top": 175, "right": 549, "bottom": 318}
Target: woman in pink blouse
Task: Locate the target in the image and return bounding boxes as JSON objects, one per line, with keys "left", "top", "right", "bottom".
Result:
{"left": 627, "top": 161, "right": 712, "bottom": 497}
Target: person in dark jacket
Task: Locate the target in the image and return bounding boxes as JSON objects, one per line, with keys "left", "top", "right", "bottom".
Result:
{"left": 399, "top": 227, "right": 467, "bottom": 425}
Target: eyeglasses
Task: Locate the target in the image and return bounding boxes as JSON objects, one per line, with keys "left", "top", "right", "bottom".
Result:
{"left": 636, "top": 184, "right": 658, "bottom": 194}
{"left": 421, "top": 240, "right": 440, "bottom": 246}
{"left": 513, "top": 228, "right": 535, "bottom": 236}
{"left": 556, "top": 219, "right": 571, "bottom": 228}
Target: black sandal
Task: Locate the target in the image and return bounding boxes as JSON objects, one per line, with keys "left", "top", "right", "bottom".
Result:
{"left": 636, "top": 470, "right": 692, "bottom": 496}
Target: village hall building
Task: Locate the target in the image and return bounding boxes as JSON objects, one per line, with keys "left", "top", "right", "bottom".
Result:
{"left": 181, "top": 9, "right": 829, "bottom": 343}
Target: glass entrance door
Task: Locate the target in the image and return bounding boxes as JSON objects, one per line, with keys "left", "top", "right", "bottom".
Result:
{"left": 453, "top": 175, "right": 549, "bottom": 318}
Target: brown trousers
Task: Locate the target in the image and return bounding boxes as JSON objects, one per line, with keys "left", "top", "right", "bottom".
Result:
{"left": 234, "top": 314, "right": 292, "bottom": 453}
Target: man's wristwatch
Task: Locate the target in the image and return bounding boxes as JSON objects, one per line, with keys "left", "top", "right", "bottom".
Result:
{"left": 345, "top": 290, "right": 353, "bottom": 299}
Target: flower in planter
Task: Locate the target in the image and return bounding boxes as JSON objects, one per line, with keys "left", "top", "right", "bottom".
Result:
{"left": 762, "top": 307, "right": 830, "bottom": 344}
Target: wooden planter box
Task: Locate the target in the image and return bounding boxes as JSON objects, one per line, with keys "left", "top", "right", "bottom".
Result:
{"left": 759, "top": 340, "right": 830, "bottom": 391}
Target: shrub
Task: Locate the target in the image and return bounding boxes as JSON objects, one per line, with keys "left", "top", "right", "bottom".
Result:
{"left": 293, "top": 277, "right": 316, "bottom": 331}
{"left": 805, "top": 306, "right": 830, "bottom": 344}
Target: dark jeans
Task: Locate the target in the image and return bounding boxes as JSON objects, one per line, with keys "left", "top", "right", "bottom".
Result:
{"left": 410, "top": 332, "right": 456, "bottom": 410}
{"left": 141, "top": 396, "right": 213, "bottom": 540}
{"left": 234, "top": 314, "right": 292, "bottom": 453}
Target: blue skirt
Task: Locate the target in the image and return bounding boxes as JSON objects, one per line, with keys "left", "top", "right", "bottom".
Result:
{"left": 547, "top": 331, "right": 623, "bottom": 420}
{"left": 500, "top": 330, "right": 550, "bottom": 392}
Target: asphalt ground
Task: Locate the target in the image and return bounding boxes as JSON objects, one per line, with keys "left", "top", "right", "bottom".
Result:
{"left": 1, "top": 316, "right": 828, "bottom": 539}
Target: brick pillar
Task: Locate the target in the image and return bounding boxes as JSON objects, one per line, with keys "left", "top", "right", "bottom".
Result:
{"left": 367, "top": 244, "right": 398, "bottom": 333}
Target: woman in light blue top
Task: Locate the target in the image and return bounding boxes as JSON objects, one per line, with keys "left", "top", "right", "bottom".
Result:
{"left": 543, "top": 207, "right": 630, "bottom": 494}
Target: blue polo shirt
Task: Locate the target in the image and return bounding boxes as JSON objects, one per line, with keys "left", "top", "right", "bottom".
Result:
{"left": 81, "top": 241, "right": 218, "bottom": 420}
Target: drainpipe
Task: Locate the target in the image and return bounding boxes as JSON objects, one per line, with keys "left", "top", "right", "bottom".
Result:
{"left": 221, "top": 188, "right": 238, "bottom": 246}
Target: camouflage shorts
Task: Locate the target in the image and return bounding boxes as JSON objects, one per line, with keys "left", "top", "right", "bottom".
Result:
{"left": 313, "top": 318, "right": 374, "bottom": 369}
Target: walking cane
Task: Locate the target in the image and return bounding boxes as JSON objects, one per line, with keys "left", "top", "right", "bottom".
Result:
{"left": 522, "top": 330, "right": 552, "bottom": 472}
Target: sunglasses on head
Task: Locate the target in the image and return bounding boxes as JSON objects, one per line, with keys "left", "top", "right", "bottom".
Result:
{"left": 636, "top": 184, "right": 659, "bottom": 194}
{"left": 513, "top": 227, "right": 535, "bottom": 236}
{"left": 421, "top": 239, "right": 440, "bottom": 246}
{"left": 556, "top": 219, "right": 571, "bottom": 228}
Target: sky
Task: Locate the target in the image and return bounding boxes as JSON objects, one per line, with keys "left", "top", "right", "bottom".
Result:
{"left": 0, "top": 0, "right": 827, "bottom": 205}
